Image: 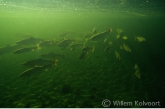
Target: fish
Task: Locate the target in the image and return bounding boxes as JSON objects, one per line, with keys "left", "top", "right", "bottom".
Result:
{"left": 81, "top": 46, "right": 95, "bottom": 52}
{"left": 21, "top": 58, "right": 58, "bottom": 67}
{"left": 83, "top": 27, "right": 96, "bottom": 39}
{"left": 134, "top": 64, "right": 141, "bottom": 78}
{"left": 134, "top": 64, "right": 139, "bottom": 70}
{"left": 83, "top": 32, "right": 92, "bottom": 38}
{"left": 13, "top": 45, "right": 40, "bottom": 54}
{"left": 40, "top": 52, "right": 65, "bottom": 60}
{"left": 109, "top": 41, "right": 113, "bottom": 45}
{"left": 134, "top": 36, "right": 146, "bottom": 42}
{"left": 59, "top": 31, "right": 75, "bottom": 37}
{"left": 16, "top": 37, "right": 42, "bottom": 45}
{"left": 19, "top": 66, "right": 43, "bottom": 76}
{"left": 104, "top": 39, "right": 107, "bottom": 43}
{"left": 89, "top": 28, "right": 112, "bottom": 41}
{"left": 120, "top": 43, "right": 131, "bottom": 52}
{"left": 39, "top": 40, "right": 54, "bottom": 47}
{"left": 117, "top": 28, "right": 124, "bottom": 35}
{"left": 0, "top": 44, "right": 21, "bottom": 55}
{"left": 135, "top": 69, "right": 141, "bottom": 78}
{"left": 59, "top": 32, "right": 70, "bottom": 37}
{"left": 79, "top": 51, "right": 88, "bottom": 60}
{"left": 122, "top": 36, "right": 128, "bottom": 40}
{"left": 116, "top": 34, "right": 120, "bottom": 39}
{"left": 115, "top": 50, "right": 121, "bottom": 60}
{"left": 56, "top": 38, "right": 75, "bottom": 49}
{"left": 18, "top": 63, "right": 56, "bottom": 77}
{"left": 69, "top": 43, "right": 84, "bottom": 51}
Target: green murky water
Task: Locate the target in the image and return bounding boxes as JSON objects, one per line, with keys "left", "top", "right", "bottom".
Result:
{"left": 0, "top": 0, "right": 165, "bottom": 108}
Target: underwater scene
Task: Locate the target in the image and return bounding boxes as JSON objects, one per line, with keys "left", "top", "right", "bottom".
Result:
{"left": 0, "top": 0, "right": 165, "bottom": 108}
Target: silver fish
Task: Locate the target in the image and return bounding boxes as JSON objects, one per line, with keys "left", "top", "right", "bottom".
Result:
{"left": 40, "top": 52, "right": 65, "bottom": 59}
{"left": 56, "top": 38, "right": 75, "bottom": 49}
{"left": 19, "top": 60, "right": 58, "bottom": 77}
{"left": 19, "top": 64, "right": 51, "bottom": 77}
{"left": 16, "top": 37, "right": 42, "bottom": 45}
{"left": 89, "top": 28, "right": 112, "bottom": 41}
{"left": 83, "top": 32, "right": 92, "bottom": 38}
{"left": 13, "top": 45, "right": 40, "bottom": 54}
{"left": 39, "top": 40, "right": 54, "bottom": 47}
{"left": 0, "top": 44, "right": 21, "bottom": 55}
{"left": 81, "top": 46, "right": 95, "bottom": 52}
{"left": 69, "top": 43, "right": 84, "bottom": 51}
{"left": 21, "top": 58, "right": 58, "bottom": 67}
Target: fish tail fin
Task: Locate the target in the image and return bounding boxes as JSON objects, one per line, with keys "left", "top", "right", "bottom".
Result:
{"left": 92, "top": 46, "right": 95, "bottom": 53}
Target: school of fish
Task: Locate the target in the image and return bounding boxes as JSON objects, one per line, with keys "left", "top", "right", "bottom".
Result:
{"left": 0, "top": 27, "right": 146, "bottom": 78}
